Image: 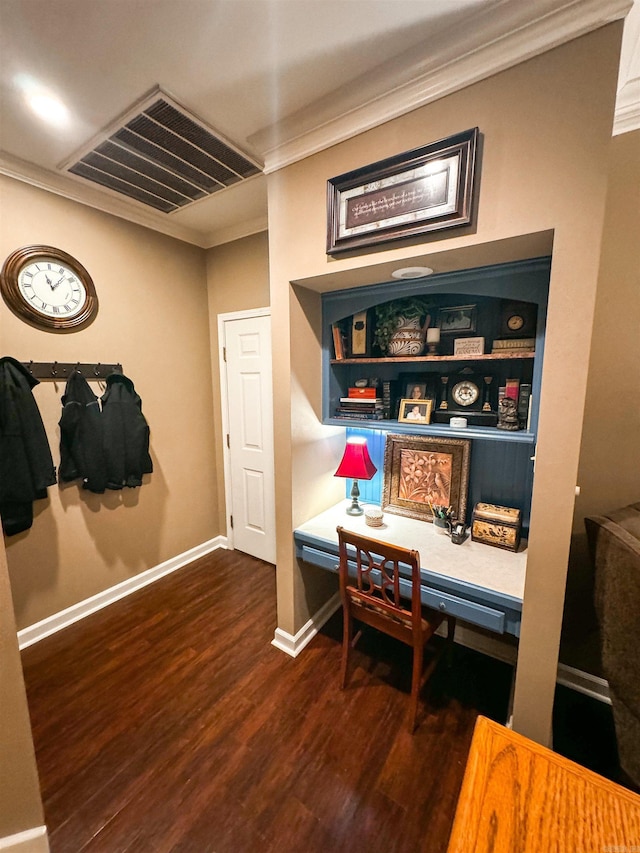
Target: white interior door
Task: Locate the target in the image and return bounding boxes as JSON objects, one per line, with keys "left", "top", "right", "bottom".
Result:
{"left": 220, "top": 311, "right": 276, "bottom": 564}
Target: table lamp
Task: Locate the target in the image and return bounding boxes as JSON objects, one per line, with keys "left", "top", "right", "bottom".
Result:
{"left": 334, "top": 436, "right": 377, "bottom": 515}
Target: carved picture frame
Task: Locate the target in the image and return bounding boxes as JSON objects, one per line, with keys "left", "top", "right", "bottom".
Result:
{"left": 382, "top": 433, "right": 471, "bottom": 524}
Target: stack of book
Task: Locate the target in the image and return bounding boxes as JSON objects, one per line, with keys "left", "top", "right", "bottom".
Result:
{"left": 381, "top": 379, "right": 399, "bottom": 420}
{"left": 334, "top": 386, "right": 384, "bottom": 420}
{"left": 492, "top": 338, "right": 535, "bottom": 354}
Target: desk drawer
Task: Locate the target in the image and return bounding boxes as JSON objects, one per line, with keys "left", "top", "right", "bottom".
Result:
{"left": 422, "top": 588, "right": 505, "bottom": 633}
{"left": 299, "top": 544, "right": 339, "bottom": 572}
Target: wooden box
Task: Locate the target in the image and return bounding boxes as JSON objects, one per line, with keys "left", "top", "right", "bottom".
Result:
{"left": 471, "top": 502, "right": 522, "bottom": 552}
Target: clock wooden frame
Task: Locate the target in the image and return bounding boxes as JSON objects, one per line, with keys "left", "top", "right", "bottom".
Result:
{"left": 0, "top": 245, "right": 98, "bottom": 332}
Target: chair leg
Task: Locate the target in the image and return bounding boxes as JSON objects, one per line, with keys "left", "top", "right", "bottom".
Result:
{"left": 408, "top": 642, "right": 423, "bottom": 733}
{"left": 340, "top": 606, "right": 352, "bottom": 689}
{"left": 445, "top": 616, "right": 456, "bottom": 667}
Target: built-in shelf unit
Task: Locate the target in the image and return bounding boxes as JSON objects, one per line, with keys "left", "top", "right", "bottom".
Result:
{"left": 321, "top": 257, "right": 551, "bottom": 531}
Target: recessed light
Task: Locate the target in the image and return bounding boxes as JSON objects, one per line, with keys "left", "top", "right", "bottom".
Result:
{"left": 27, "top": 92, "right": 70, "bottom": 126}
{"left": 15, "top": 74, "right": 70, "bottom": 127}
{"left": 391, "top": 266, "right": 434, "bottom": 279}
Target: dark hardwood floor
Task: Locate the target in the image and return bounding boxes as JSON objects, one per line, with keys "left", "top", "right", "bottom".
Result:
{"left": 20, "top": 549, "right": 617, "bottom": 852}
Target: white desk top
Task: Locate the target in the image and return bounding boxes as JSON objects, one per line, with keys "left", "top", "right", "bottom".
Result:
{"left": 296, "top": 502, "right": 527, "bottom": 603}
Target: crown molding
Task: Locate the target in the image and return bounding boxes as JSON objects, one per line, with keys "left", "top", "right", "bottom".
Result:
{"left": 203, "top": 215, "right": 268, "bottom": 249}
{"left": 613, "top": 77, "right": 640, "bottom": 134}
{"left": 258, "top": 0, "right": 632, "bottom": 174}
{"left": 0, "top": 150, "right": 208, "bottom": 248}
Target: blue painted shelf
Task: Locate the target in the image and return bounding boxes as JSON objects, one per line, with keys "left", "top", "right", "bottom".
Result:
{"left": 322, "top": 257, "right": 551, "bottom": 532}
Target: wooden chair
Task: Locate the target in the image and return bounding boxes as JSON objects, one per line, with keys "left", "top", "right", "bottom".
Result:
{"left": 337, "top": 525, "right": 456, "bottom": 732}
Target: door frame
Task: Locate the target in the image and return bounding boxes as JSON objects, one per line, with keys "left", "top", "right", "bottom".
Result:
{"left": 218, "top": 306, "right": 272, "bottom": 551}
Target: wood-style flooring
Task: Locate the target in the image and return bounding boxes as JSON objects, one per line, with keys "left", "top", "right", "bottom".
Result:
{"left": 19, "top": 549, "right": 535, "bottom": 851}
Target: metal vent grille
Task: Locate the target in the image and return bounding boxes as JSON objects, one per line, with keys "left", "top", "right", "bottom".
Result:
{"left": 65, "top": 92, "right": 261, "bottom": 214}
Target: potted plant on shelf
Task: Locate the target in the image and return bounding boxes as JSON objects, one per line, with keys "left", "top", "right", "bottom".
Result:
{"left": 373, "top": 296, "right": 433, "bottom": 356}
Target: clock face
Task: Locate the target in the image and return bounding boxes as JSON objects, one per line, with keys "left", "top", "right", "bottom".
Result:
{"left": 18, "top": 260, "right": 88, "bottom": 319}
{"left": 1, "top": 245, "right": 97, "bottom": 332}
{"left": 507, "top": 314, "right": 525, "bottom": 331}
{"left": 452, "top": 380, "right": 479, "bottom": 407}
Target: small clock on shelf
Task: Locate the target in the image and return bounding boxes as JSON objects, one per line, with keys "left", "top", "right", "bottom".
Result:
{"left": 1, "top": 245, "right": 98, "bottom": 332}
{"left": 499, "top": 300, "right": 537, "bottom": 339}
{"left": 451, "top": 377, "right": 480, "bottom": 408}
{"left": 433, "top": 368, "right": 498, "bottom": 427}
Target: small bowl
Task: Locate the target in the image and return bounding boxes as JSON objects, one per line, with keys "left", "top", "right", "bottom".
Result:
{"left": 365, "top": 507, "right": 384, "bottom": 528}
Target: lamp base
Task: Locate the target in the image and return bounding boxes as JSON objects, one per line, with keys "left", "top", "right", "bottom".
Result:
{"left": 346, "top": 479, "right": 363, "bottom": 515}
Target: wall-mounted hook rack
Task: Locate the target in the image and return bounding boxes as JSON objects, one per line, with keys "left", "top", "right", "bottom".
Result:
{"left": 21, "top": 362, "right": 123, "bottom": 380}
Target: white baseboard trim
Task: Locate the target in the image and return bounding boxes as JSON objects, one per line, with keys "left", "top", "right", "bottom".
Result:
{"left": 556, "top": 662, "right": 611, "bottom": 704}
{"left": 0, "top": 825, "right": 49, "bottom": 852}
{"left": 272, "top": 592, "right": 341, "bottom": 657}
{"left": 446, "top": 626, "right": 612, "bottom": 704}
{"left": 18, "top": 537, "right": 227, "bottom": 650}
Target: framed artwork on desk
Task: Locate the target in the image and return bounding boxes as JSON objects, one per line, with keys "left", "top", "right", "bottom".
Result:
{"left": 382, "top": 433, "right": 471, "bottom": 524}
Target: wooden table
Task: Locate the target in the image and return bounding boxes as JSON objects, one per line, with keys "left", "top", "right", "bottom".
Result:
{"left": 447, "top": 715, "right": 640, "bottom": 853}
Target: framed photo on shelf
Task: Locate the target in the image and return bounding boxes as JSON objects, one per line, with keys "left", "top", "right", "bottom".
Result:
{"left": 398, "top": 398, "right": 433, "bottom": 424}
{"left": 400, "top": 373, "right": 437, "bottom": 405}
{"left": 326, "top": 128, "right": 478, "bottom": 255}
{"left": 405, "top": 381, "right": 427, "bottom": 400}
{"left": 381, "top": 433, "right": 471, "bottom": 523}
{"left": 439, "top": 304, "right": 477, "bottom": 335}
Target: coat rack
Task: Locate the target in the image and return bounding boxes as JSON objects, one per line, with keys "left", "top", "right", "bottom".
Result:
{"left": 21, "top": 361, "right": 123, "bottom": 381}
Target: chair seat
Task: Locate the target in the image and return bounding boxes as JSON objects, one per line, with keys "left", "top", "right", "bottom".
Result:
{"left": 349, "top": 588, "right": 444, "bottom": 635}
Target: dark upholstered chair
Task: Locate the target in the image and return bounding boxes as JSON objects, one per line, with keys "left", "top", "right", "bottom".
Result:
{"left": 337, "top": 526, "right": 455, "bottom": 732}
{"left": 585, "top": 503, "right": 640, "bottom": 787}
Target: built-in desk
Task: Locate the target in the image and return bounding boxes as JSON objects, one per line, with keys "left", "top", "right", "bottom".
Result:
{"left": 294, "top": 503, "right": 527, "bottom": 637}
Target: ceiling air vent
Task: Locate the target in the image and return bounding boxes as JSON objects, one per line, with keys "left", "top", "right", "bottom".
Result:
{"left": 63, "top": 89, "right": 262, "bottom": 214}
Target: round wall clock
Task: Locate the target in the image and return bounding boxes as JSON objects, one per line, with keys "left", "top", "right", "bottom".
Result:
{"left": 0, "top": 245, "right": 98, "bottom": 332}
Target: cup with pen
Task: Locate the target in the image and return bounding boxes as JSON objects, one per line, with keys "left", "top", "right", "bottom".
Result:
{"left": 430, "top": 503, "right": 454, "bottom": 535}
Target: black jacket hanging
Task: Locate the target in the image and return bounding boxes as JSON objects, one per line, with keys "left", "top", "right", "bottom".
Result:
{"left": 101, "top": 373, "right": 153, "bottom": 489}
{"left": 59, "top": 371, "right": 107, "bottom": 493}
{"left": 0, "top": 356, "right": 56, "bottom": 535}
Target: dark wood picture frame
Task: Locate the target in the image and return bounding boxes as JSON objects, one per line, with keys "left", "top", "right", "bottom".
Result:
{"left": 438, "top": 304, "right": 477, "bottom": 335}
{"left": 381, "top": 433, "right": 471, "bottom": 524}
{"left": 400, "top": 373, "right": 437, "bottom": 406}
{"left": 326, "top": 128, "right": 478, "bottom": 255}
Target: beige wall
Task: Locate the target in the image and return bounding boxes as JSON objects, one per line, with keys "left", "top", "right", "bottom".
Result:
{"left": 0, "top": 538, "right": 46, "bottom": 844}
{"left": 268, "top": 24, "right": 622, "bottom": 744}
{"left": 0, "top": 190, "right": 270, "bottom": 846}
{"left": 562, "top": 129, "right": 640, "bottom": 671}
{"left": 1, "top": 176, "right": 219, "bottom": 630}
{"left": 205, "top": 231, "right": 271, "bottom": 532}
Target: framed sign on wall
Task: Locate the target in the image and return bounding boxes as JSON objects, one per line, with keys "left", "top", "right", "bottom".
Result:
{"left": 326, "top": 127, "right": 479, "bottom": 255}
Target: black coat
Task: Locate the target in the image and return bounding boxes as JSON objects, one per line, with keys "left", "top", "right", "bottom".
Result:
{"left": 58, "top": 371, "right": 107, "bottom": 493}
{"left": 0, "top": 357, "right": 56, "bottom": 535}
{"left": 101, "top": 373, "right": 153, "bottom": 489}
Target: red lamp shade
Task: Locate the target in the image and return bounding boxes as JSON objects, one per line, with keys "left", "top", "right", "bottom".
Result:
{"left": 334, "top": 437, "right": 377, "bottom": 481}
